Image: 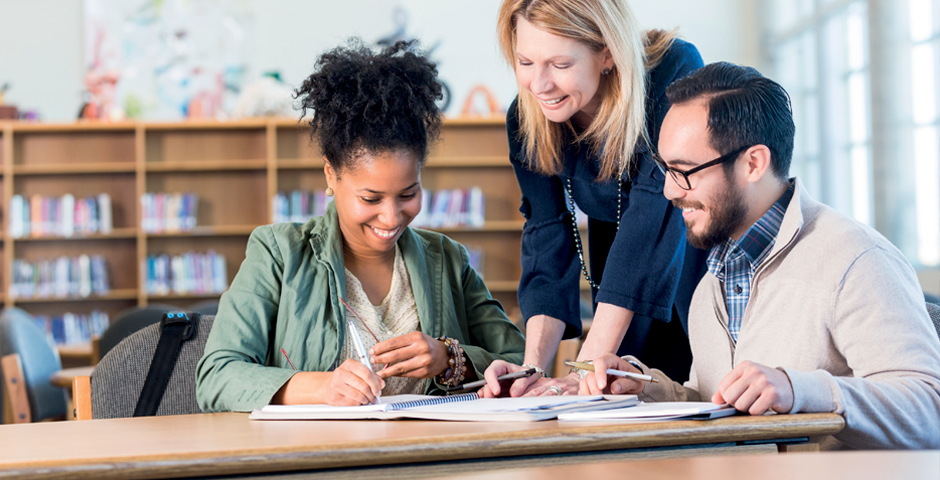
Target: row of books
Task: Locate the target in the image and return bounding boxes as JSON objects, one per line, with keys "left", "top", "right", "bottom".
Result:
{"left": 411, "top": 188, "right": 485, "bottom": 228}
{"left": 8, "top": 194, "right": 113, "bottom": 238}
{"left": 272, "top": 190, "right": 329, "bottom": 224}
{"left": 141, "top": 193, "right": 199, "bottom": 233}
{"left": 143, "top": 251, "right": 228, "bottom": 296}
{"left": 272, "top": 188, "right": 487, "bottom": 229}
{"left": 10, "top": 255, "right": 110, "bottom": 299}
{"left": 33, "top": 311, "right": 110, "bottom": 346}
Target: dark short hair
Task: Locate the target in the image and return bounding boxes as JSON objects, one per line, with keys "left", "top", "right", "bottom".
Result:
{"left": 665, "top": 62, "right": 795, "bottom": 180}
{"left": 294, "top": 39, "right": 443, "bottom": 172}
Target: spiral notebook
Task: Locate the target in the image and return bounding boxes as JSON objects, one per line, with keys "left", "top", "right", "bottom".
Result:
{"left": 249, "top": 394, "right": 639, "bottom": 422}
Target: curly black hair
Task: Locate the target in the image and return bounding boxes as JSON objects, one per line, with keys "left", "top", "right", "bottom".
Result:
{"left": 295, "top": 39, "right": 444, "bottom": 172}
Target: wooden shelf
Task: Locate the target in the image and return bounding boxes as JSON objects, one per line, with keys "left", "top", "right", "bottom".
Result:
{"left": 146, "top": 159, "right": 267, "bottom": 172}
{"left": 426, "top": 156, "right": 510, "bottom": 167}
{"left": 57, "top": 343, "right": 93, "bottom": 360}
{"left": 276, "top": 156, "right": 511, "bottom": 169}
{"left": 13, "top": 163, "right": 136, "bottom": 175}
{"left": 144, "top": 119, "right": 271, "bottom": 130}
{"left": 484, "top": 280, "right": 591, "bottom": 293}
{"left": 10, "top": 228, "right": 138, "bottom": 242}
{"left": 146, "top": 292, "right": 225, "bottom": 301}
{"left": 6, "top": 121, "right": 137, "bottom": 132}
{"left": 425, "top": 220, "right": 524, "bottom": 233}
{"left": 12, "top": 289, "right": 139, "bottom": 304}
{"left": 484, "top": 280, "right": 519, "bottom": 293}
{"left": 2, "top": 118, "right": 523, "bottom": 317}
{"left": 277, "top": 158, "right": 324, "bottom": 169}
{"left": 438, "top": 115, "right": 507, "bottom": 126}
{"left": 146, "top": 225, "right": 258, "bottom": 237}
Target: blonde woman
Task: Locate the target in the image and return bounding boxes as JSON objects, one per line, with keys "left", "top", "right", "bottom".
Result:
{"left": 482, "top": 0, "right": 707, "bottom": 397}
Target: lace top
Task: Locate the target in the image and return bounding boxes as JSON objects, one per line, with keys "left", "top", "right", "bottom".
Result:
{"left": 340, "top": 245, "right": 425, "bottom": 396}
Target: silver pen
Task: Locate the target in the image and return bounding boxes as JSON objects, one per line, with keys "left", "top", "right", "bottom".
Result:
{"left": 346, "top": 317, "right": 381, "bottom": 403}
{"left": 347, "top": 317, "right": 373, "bottom": 372}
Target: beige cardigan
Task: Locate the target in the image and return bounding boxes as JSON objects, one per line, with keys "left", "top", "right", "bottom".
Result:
{"left": 633, "top": 178, "right": 940, "bottom": 450}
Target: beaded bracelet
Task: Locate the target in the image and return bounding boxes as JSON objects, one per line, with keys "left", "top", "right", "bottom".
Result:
{"left": 436, "top": 336, "right": 467, "bottom": 387}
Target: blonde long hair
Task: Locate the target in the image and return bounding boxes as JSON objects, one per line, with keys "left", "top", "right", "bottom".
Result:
{"left": 497, "top": 0, "right": 676, "bottom": 180}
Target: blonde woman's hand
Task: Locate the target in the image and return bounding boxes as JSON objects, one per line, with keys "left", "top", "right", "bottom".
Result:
{"left": 577, "top": 354, "right": 645, "bottom": 395}
{"left": 479, "top": 360, "right": 539, "bottom": 398}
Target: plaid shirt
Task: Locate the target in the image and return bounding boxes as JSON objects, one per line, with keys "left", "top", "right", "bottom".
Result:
{"left": 707, "top": 181, "right": 795, "bottom": 342}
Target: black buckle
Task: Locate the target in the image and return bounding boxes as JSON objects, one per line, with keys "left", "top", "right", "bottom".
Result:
{"left": 161, "top": 312, "right": 196, "bottom": 341}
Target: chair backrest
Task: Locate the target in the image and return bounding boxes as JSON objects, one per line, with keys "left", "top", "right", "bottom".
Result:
{"left": 0, "top": 308, "right": 68, "bottom": 422}
{"left": 926, "top": 302, "right": 940, "bottom": 339}
{"left": 97, "top": 304, "right": 176, "bottom": 361}
{"left": 90, "top": 315, "right": 214, "bottom": 419}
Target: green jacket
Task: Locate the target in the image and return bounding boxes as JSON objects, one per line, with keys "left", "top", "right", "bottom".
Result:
{"left": 196, "top": 203, "right": 526, "bottom": 412}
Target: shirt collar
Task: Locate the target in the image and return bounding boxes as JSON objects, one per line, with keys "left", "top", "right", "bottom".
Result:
{"left": 706, "top": 180, "right": 795, "bottom": 277}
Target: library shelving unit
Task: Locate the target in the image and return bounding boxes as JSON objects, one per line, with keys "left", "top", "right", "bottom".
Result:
{"left": 0, "top": 117, "right": 534, "bottom": 347}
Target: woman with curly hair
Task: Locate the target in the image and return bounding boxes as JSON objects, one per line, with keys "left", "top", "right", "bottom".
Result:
{"left": 196, "top": 40, "right": 525, "bottom": 410}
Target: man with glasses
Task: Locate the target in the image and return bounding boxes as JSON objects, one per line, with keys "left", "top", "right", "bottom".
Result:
{"left": 580, "top": 62, "right": 940, "bottom": 450}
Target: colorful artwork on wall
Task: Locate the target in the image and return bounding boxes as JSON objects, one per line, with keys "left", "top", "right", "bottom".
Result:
{"left": 83, "top": 0, "right": 255, "bottom": 120}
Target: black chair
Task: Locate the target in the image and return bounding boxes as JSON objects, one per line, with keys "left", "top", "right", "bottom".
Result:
{"left": 0, "top": 307, "right": 68, "bottom": 423}
{"left": 927, "top": 303, "right": 940, "bottom": 339}
{"left": 188, "top": 299, "right": 220, "bottom": 316}
{"left": 84, "top": 315, "right": 215, "bottom": 419}
{"left": 97, "top": 304, "right": 177, "bottom": 362}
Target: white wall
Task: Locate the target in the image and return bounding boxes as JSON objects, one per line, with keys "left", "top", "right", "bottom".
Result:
{"left": 0, "top": 0, "right": 758, "bottom": 121}
{"left": 0, "top": 0, "right": 85, "bottom": 121}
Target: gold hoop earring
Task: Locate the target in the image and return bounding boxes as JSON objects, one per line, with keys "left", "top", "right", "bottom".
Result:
{"left": 325, "top": 187, "right": 334, "bottom": 197}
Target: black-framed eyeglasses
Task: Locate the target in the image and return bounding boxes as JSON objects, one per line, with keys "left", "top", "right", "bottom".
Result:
{"left": 652, "top": 145, "right": 751, "bottom": 191}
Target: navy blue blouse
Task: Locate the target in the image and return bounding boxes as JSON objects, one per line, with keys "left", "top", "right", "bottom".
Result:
{"left": 508, "top": 39, "right": 708, "bottom": 379}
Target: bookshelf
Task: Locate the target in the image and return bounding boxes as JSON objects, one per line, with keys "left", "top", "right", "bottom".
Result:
{"left": 0, "top": 117, "right": 534, "bottom": 335}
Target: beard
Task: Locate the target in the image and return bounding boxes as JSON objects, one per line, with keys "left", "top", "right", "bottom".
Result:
{"left": 674, "top": 179, "right": 748, "bottom": 250}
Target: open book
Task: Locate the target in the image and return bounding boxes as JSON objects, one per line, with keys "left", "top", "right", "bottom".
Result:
{"left": 249, "top": 394, "right": 639, "bottom": 422}
{"left": 557, "top": 401, "right": 737, "bottom": 422}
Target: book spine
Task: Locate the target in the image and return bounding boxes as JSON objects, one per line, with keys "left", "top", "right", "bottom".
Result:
{"left": 61, "top": 194, "right": 75, "bottom": 237}
{"left": 98, "top": 193, "right": 112, "bottom": 234}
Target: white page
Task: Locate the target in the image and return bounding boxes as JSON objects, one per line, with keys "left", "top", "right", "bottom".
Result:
{"left": 558, "top": 401, "right": 730, "bottom": 420}
{"left": 410, "top": 395, "right": 603, "bottom": 413}
{"left": 259, "top": 395, "right": 436, "bottom": 414}
{"left": 258, "top": 395, "right": 605, "bottom": 415}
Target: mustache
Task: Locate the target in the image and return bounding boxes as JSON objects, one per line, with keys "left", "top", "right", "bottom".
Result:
{"left": 672, "top": 200, "right": 704, "bottom": 210}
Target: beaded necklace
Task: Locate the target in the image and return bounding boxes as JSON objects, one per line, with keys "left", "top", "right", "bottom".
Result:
{"left": 564, "top": 177, "right": 621, "bottom": 290}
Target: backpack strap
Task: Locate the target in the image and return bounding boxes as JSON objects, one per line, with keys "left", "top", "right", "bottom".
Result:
{"left": 133, "top": 312, "right": 198, "bottom": 417}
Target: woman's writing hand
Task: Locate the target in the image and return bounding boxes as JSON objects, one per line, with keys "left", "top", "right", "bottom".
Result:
{"left": 327, "top": 359, "right": 385, "bottom": 406}
{"left": 371, "top": 332, "right": 450, "bottom": 379}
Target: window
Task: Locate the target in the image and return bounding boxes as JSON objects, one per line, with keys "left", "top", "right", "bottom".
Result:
{"left": 909, "top": 0, "right": 940, "bottom": 266}
{"left": 764, "top": 0, "right": 940, "bottom": 269}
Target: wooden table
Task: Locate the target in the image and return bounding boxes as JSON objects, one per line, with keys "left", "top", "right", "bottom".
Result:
{"left": 0, "top": 411, "right": 843, "bottom": 479}
{"left": 49, "top": 366, "right": 95, "bottom": 389}
{"left": 439, "top": 450, "right": 940, "bottom": 480}
{"left": 56, "top": 343, "right": 94, "bottom": 369}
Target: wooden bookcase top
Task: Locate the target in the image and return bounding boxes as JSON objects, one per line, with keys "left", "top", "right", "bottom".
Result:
{"left": 0, "top": 116, "right": 546, "bottom": 333}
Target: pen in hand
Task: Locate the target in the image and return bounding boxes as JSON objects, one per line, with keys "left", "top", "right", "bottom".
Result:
{"left": 446, "top": 367, "right": 539, "bottom": 392}
{"left": 565, "top": 361, "right": 659, "bottom": 383}
{"left": 340, "top": 297, "right": 381, "bottom": 405}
